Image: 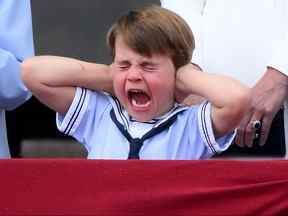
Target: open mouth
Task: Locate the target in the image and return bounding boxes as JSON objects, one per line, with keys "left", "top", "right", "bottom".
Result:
{"left": 127, "top": 89, "right": 151, "bottom": 108}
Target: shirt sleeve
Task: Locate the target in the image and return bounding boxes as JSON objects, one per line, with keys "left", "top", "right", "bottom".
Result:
{"left": 0, "top": 0, "right": 34, "bottom": 110}
{"left": 268, "top": 32, "right": 288, "bottom": 76}
{"left": 160, "top": 0, "right": 206, "bottom": 68}
{"left": 267, "top": 1, "right": 288, "bottom": 76}
{"left": 56, "top": 88, "right": 111, "bottom": 145}
{"left": 197, "top": 101, "right": 235, "bottom": 157}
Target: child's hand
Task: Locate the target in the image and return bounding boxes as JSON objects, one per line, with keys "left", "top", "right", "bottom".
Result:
{"left": 175, "top": 64, "right": 205, "bottom": 105}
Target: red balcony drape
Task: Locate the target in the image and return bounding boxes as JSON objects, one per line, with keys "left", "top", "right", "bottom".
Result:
{"left": 0, "top": 159, "right": 287, "bottom": 215}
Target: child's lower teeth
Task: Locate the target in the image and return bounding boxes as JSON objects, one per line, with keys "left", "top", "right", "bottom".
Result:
{"left": 132, "top": 98, "right": 149, "bottom": 107}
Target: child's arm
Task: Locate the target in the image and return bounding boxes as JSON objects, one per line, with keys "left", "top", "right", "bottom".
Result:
{"left": 21, "top": 56, "right": 113, "bottom": 115}
{"left": 176, "top": 64, "right": 251, "bottom": 138}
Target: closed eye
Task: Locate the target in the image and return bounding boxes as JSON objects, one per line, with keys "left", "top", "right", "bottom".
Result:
{"left": 116, "top": 61, "right": 130, "bottom": 71}
{"left": 141, "top": 62, "right": 157, "bottom": 72}
{"left": 119, "top": 65, "right": 129, "bottom": 70}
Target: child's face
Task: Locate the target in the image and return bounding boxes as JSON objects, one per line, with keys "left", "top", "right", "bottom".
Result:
{"left": 111, "top": 36, "right": 176, "bottom": 122}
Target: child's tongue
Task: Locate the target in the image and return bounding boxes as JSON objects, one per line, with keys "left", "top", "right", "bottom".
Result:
{"left": 131, "top": 92, "right": 150, "bottom": 106}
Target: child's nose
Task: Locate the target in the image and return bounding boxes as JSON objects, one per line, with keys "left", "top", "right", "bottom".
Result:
{"left": 127, "top": 67, "right": 142, "bottom": 81}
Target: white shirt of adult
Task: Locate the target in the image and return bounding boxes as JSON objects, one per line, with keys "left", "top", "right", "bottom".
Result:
{"left": 161, "top": 0, "right": 288, "bottom": 86}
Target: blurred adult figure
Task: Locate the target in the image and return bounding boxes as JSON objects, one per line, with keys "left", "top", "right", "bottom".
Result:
{"left": 0, "top": 0, "right": 34, "bottom": 157}
{"left": 161, "top": 0, "right": 288, "bottom": 157}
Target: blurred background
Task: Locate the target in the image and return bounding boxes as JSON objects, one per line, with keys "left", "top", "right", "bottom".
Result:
{"left": 6, "top": 0, "right": 160, "bottom": 158}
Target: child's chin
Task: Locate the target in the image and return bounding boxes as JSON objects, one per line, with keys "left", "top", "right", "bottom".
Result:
{"left": 126, "top": 103, "right": 153, "bottom": 122}
{"left": 129, "top": 112, "right": 153, "bottom": 122}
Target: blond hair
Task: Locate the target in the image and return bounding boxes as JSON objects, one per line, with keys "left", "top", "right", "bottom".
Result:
{"left": 107, "top": 5, "right": 194, "bottom": 69}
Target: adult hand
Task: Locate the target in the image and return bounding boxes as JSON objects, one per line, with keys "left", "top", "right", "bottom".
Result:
{"left": 235, "top": 67, "right": 288, "bottom": 147}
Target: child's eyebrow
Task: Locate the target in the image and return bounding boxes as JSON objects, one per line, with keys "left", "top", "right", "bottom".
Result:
{"left": 140, "top": 61, "right": 159, "bottom": 67}
{"left": 115, "top": 60, "right": 130, "bottom": 65}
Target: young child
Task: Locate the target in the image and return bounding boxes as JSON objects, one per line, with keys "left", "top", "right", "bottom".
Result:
{"left": 21, "top": 6, "right": 250, "bottom": 159}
